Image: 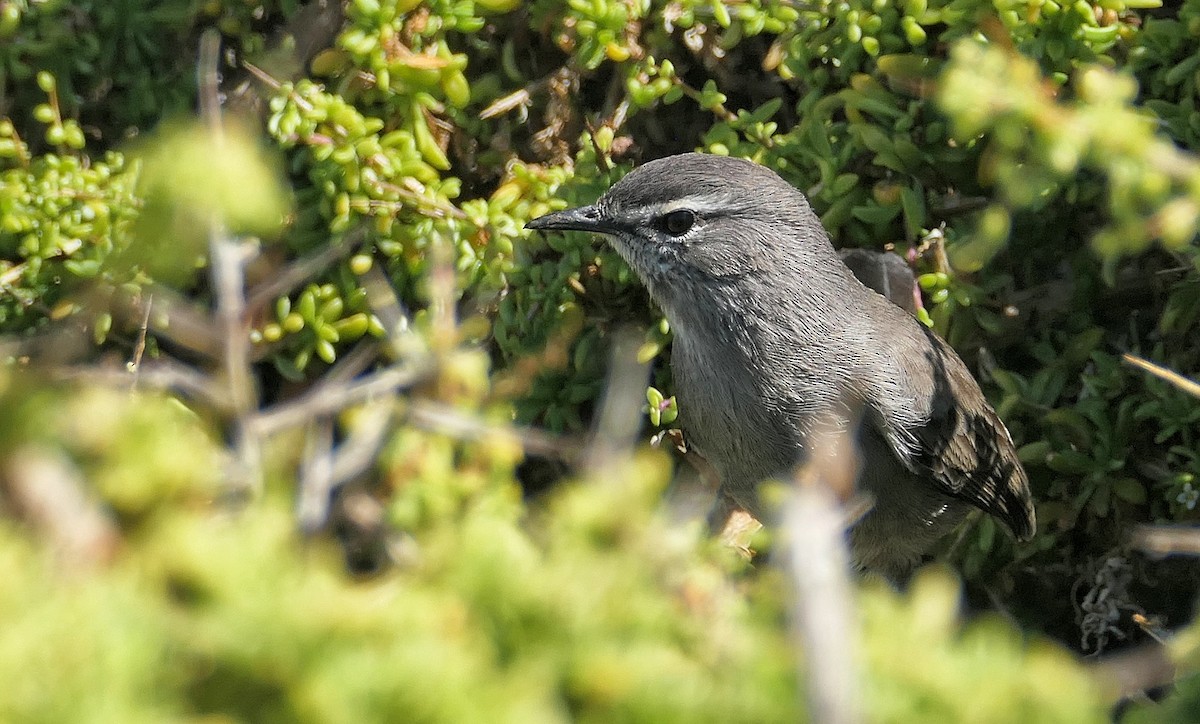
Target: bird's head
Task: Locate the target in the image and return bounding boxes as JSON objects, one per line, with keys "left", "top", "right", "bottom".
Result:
{"left": 527, "top": 153, "right": 836, "bottom": 318}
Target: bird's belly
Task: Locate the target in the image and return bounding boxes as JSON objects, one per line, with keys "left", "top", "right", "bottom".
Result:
{"left": 847, "top": 427, "right": 971, "bottom": 578}
{"left": 678, "top": 359, "right": 969, "bottom": 575}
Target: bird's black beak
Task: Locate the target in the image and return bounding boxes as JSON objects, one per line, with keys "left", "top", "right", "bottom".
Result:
{"left": 526, "top": 205, "right": 617, "bottom": 235}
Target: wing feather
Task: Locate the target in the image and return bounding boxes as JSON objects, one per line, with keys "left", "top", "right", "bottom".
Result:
{"left": 897, "top": 331, "right": 1036, "bottom": 540}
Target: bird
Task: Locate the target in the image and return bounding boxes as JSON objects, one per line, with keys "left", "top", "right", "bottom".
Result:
{"left": 526, "top": 153, "right": 1035, "bottom": 578}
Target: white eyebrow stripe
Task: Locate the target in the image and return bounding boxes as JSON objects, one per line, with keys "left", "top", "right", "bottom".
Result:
{"left": 654, "top": 198, "right": 728, "bottom": 215}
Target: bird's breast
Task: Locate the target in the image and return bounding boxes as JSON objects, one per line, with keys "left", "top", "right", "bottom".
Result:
{"left": 670, "top": 332, "right": 810, "bottom": 499}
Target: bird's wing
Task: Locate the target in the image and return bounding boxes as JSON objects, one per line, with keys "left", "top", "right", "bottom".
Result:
{"left": 896, "top": 333, "right": 1037, "bottom": 541}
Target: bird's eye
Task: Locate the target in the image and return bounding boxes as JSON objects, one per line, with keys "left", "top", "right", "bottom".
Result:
{"left": 662, "top": 209, "right": 696, "bottom": 236}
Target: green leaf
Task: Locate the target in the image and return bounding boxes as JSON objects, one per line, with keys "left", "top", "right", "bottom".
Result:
{"left": 900, "top": 186, "right": 926, "bottom": 239}
{"left": 1113, "top": 478, "right": 1147, "bottom": 504}
{"left": 851, "top": 202, "right": 901, "bottom": 224}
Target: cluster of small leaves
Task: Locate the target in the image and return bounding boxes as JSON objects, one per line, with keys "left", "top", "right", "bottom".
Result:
{"left": 861, "top": 570, "right": 1106, "bottom": 722}
{"left": 203, "top": 0, "right": 301, "bottom": 55}
{"left": 263, "top": 74, "right": 485, "bottom": 374}
{"left": 0, "top": 123, "right": 140, "bottom": 336}
{"left": 0, "top": 0, "right": 305, "bottom": 147}
{"left": 260, "top": 277, "right": 385, "bottom": 373}
{"left": 954, "top": 337, "right": 1200, "bottom": 581}
{"left": 924, "top": 34, "right": 1200, "bottom": 590}
{"left": 0, "top": 115, "right": 290, "bottom": 350}
{"left": 491, "top": 153, "right": 633, "bottom": 430}
{"left": 0, "top": 2, "right": 305, "bottom": 346}
{"left": 1036, "top": 350, "right": 1197, "bottom": 515}
{"left": 255, "top": 0, "right": 572, "bottom": 374}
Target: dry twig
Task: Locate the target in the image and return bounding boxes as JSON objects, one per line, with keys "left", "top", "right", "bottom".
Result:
{"left": 3, "top": 447, "right": 120, "bottom": 570}
{"left": 200, "top": 30, "right": 263, "bottom": 492}
{"left": 1133, "top": 525, "right": 1200, "bottom": 557}
{"left": 249, "top": 362, "right": 432, "bottom": 437}
{"left": 584, "top": 328, "right": 650, "bottom": 476}
{"left": 51, "top": 360, "right": 225, "bottom": 409}
{"left": 1122, "top": 353, "right": 1200, "bottom": 398}
{"left": 783, "top": 424, "right": 862, "bottom": 724}
{"left": 298, "top": 418, "right": 337, "bottom": 533}
{"left": 245, "top": 227, "right": 367, "bottom": 313}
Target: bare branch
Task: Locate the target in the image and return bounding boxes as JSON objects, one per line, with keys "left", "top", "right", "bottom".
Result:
{"left": 127, "top": 292, "right": 153, "bottom": 389}
{"left": 3, "top": 446, "right": 120, "bottom": 570}
{"left": 327, "top": 400, "right": 396, "bottom": 488}
{"left": 1090, "top": 642, "right": 1177, "bottom": 702}
{"left": 321, "top": 341, "right": 382, "bottom": 386}
{"left": 200, "top": 29, "right": 262, "bottom": 492}
{"left": 1133, "top": 524, "right": 1200, "bottom": 557}
{"left": 783, "top": 425, "right": 862, "bottom": 724}
{"left": 50, "top": 360, "right": 226, "bottom": 409}
{"left": 248, "top": 362, "right": 434, "bottom": 437}
{"left": 126, "top": 284, "right": 223, "bottom": 359}
{"left": 244, "top": 226, "right": 367, "bottom": 313}
{"left": 480, "top": 73, "right": 555, "bottom": 120}
{"left": 408, "top": 400, "right": 581, "bottom": 461}
{"left": 360, "top": 265, "right": 427, "bottom": 361}
{"left": 298, "top": 418, "right": 336, "bottom": 534}
{"left": 1122, "top": 353, "right": 1200, "bottom": 399}
{"left": 584, "top": 327, "right": 649, "bottom": 475}
{"left": 198, "top": 30, "right": 224, "bottom": 134}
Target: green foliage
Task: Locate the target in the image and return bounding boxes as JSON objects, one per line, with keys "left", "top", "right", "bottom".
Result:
{"left": 0, "top": 141, "right": 140, "bottom": 335}
{"left": 1131, "top": 0, "right": 1200, "bottom": 149}
{"left": 2, "top": 0, "right": 183, "bottom": 143}
{"left": 133, "top": 121, "right": 292, "bottom": 285}
{"left": 0, "top": 369, "right": 1105, "bottom": 722}
{"left": 939, "top": 42, "right": 1200, "bottom": 258}
{"left": 863, "top": 571, "right": 1105, "bottom": 722}
{"left": 2, "top": 0, "right": 1200, "bottom": 719}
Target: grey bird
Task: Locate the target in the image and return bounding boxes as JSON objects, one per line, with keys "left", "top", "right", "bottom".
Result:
{"left": 527, "top": 153, "right": 1035, "bottom": 577}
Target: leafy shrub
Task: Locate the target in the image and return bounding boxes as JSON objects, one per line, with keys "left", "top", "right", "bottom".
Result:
{"left": 2, "top": 0, "right": 1200, "bottom": 719}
